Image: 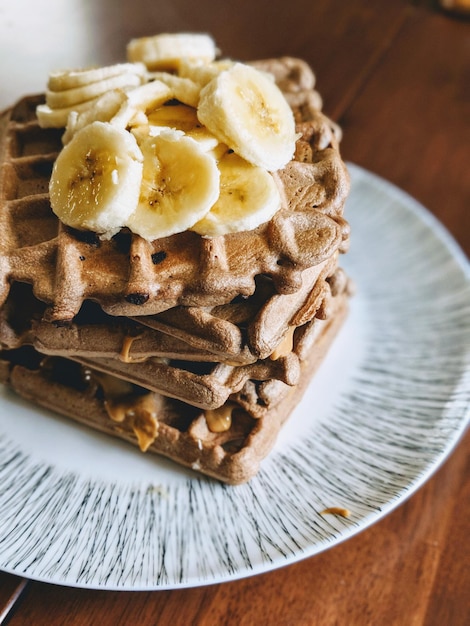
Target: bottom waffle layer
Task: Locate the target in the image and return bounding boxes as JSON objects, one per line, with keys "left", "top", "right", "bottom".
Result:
{"left": 0, "top": 295, "right": 347, "bottom": 484}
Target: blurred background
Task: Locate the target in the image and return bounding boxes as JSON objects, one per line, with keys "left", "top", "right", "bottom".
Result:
{"left": 2, "top": 0, "right": 465, "bottom": 111}
{"left": 1, "top": 0, "right": 468, "bottom": 249}
{"left": 1, "top": 0, "right": 372, "bottom": 109}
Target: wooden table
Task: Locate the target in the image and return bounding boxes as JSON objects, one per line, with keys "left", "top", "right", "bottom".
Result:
{"left": 1, "top": 1, "right": 469, "bottom": 624}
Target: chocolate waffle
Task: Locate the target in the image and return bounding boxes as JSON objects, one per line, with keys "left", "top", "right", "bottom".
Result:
{"left": 0, "top": 287, "right": 349, "bottom": 484}
{"left": 31, "top": 254, "right": 342, "bottom": 365}
{"left": 0, "top": 256, "right": 351, "bottom": 413}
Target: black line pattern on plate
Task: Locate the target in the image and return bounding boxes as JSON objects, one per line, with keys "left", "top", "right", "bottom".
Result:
{"left": 0, "top": 165, "right": 469, "bottom": 589}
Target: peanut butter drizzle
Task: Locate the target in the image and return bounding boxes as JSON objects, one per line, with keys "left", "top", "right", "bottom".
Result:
{"left": 87, "top": 368, "right": 134, "bottom": 397}
{"left": 320, "top": 507, "right": 351, "bottom": 518}
{"left": 270, "top": 325, "right": 296, "bottom": 360}
{"left": 106, "top": 394, "right": 159, "bottom": 452}
{"left": 85, "top": 368, "right": 159, "bottom": 451}
{"left": 205, "top": 403, "right": 235, "bottom": 433}
{"left": 119, "top": 334, "right": 147, "bottom": 363}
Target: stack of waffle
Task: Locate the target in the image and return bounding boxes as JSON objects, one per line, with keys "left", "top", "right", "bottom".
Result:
{"left": 0, "top": 57, "right": 351, "bottom": 484}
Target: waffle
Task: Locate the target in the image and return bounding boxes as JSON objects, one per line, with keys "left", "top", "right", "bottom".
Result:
{"left": 0, "top": 288, "right": 348, "bottom": 484}
{"left": 33, "top": 255, "right": 342, "bottom": 365}
{"left": 0, "top": 257, "right": 351, "bottom": 412}
{"left": 0, "top": 62, "right": 349, "bottom": 324}
{"left": 134, "top": 256, "right": 346, "bottom": 362}
{"left": 0, "top": 56, "right": 352, "bottom": 483}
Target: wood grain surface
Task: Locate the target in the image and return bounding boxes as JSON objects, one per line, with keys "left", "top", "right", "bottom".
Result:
{"left": 1, "top": 1, "right": 469, "bottom": 624}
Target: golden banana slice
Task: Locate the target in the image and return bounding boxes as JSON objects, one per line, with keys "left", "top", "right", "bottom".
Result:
{"left": 146, "top": 72, "right": 201, "bottom": 107}
{"left": 197, "top": 63, "right": 296, "bottom": 171}
{"left": 147, "top": 104, "right": 219, "bottom": 151}
{"left": 192, "top": 152, "right": 281, "bottom": 236}
{"left": 37, "top": 97, "right": 112, "bottom": 129}
{"left": 178, "top": 59, "right": 234, "bottom": 86}
{"left": 45, "top": 72, "right": 144, "bottom": 109}
{"left": 110, "top": 80, "right": 173, "bottom": 129}
{"left": 125, "top": 130, "right": 220, "bottom": 241}
{"left": 127, "top": 33, "right": 217, "bottom": 71}
{"left": 47, "top": 62, "right": 146, "bottom": 91}
{"left": 62, "top": 90, "right": 128, "bottom": 144}
{"left": 49, "top": 121, "right": 143, "bottom": 238}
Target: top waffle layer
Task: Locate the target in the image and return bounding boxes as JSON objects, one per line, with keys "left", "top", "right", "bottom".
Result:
{"left": 0, "top": 57, "right": 350, "bottom": 323}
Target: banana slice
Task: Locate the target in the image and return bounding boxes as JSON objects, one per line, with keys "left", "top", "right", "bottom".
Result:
{"left": 37, "top": 70, "right": 149, "bottom": 129}
{"left": 37, "top": 97, "right": 107, "bottom": 128}
{"left": 178, "top": 59, "right": 234, "bottom": 86}
{"left": 197, "top": 63, "right": 296, "bottom": 171}
{"left": 127, "top": 33, "right": 217, "bottom": 71}
{"left": 110, "top": 80, "right": 173, "bottom": 129}
{"left": 147, "top": 103, "right": 199, "bottom": 131}
{"left": 47, "top": 62, "right": 147, "bottom": 91}
{"left": 49, "top": 121, "right": 143, "bottom": 238}
{"left": 59, "top": 80, "right": 172, "bottom": 140}
{"left": 126, "top": 130, "right": 220, "bottom": 241}
{"left": 146, "top": 72, "right": 201, "bottom": 107}
{"left": 46, "top": 72, "right": 144, "bottom": 109}
{"left": 192, "top": 152, "right": 281, "bottom": 237}
{"left": 62, "top": 89, "right": 128, "bottom": 144}
{"left": 147, "top": 104, "right": 219, "bottom": 151}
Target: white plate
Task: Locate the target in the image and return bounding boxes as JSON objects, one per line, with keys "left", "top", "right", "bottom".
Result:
{"left": 1, "top": 163, "right": 469, "bottom": 590}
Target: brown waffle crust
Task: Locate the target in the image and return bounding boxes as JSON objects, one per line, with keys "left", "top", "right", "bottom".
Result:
{"left": 0, "top": 265, "right": 351, "bottom": 411}
{"left": 1, "top": 254, "right": 345, "bottom": 363}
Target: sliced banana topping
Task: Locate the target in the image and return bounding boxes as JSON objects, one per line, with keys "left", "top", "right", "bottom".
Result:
{"left": 45, "top": 72, "right": 144, "bottom": 109}
{"left": 147, "top": 72, "right": 201, "bottom": 108}
{"left": 40, "top": 32, "right": 298, "bottom": 241}
{"left": 178, "top": 58, "right": 235, "bottom": 86}
{"left": 62, "top": 90, "right": 128, "bottom": 144}
{"left": 37, "top": 98, "right": 106, "bottom": 129}
{"left": 38, "top": 62, "right": 147, "bottom": 130}
{"left": 125, "top": 130, "right": 220, "bottom": 241}
{"left": 47, "top": 62, "right": 147, "bottom": 91}
{"left": 192, "top": 152, "right": 281, "bottom": 237}
{"left": 126, "top": 33, "right": 217, "bottom": 71}
{"left": 49, "top": 121, "right": 143, "bottom": 238}
{"left": 197, "top": 63, "right": 296, "bottom": 171}
{"left": 147, "top": 104, "right": 219, "bottom": 151}
{"left": 109, "top": 80, "right": 173, "bottom": 129}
